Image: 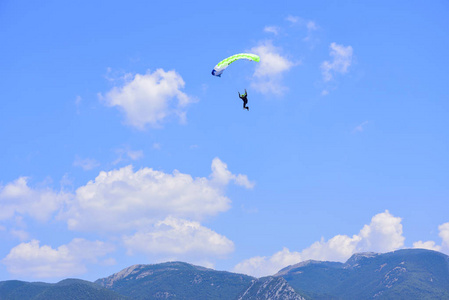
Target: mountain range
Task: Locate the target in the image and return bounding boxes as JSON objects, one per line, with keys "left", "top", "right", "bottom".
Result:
{"left": 1, "top": 249, "right": 448, "bottom": 299}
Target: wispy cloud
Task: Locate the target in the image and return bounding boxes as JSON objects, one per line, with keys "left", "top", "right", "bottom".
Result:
{"left": 321, "top": 42, "right": 353, "bottom": 82}
{"left": 285, "top": 15, "right": 299, "bottom": 24}
{"left": 73, "top": 156, "right": 100, "bottom": 171}
{"left": 306, "top": 21, "right": 318, "bottom": 31}
{"left": 353, "top": 121, "right": 369, "bottom": 133}
{"left": 303, "top": 21, "right": 319, "bottom": 43}
{"left": 263, "top": 26, "right": 280, "bottom": 35}
{"left": 75, "top": 95, "right": 82, "bottom": 113}
{"left": 99, "top": 69, "right": 196, "bottom": 130}
{"left": 112, "top": 146, "right": 144, "bottom": 165}
{"left": 9, "top": 229, "right": 29, "bottom": 241}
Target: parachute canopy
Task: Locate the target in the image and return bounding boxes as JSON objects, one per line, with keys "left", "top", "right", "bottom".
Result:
{"left": 211, "top": 53, "right": 260, "bottom": 77}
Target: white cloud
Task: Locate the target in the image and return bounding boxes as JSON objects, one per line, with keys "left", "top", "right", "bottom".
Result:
{"left": 234, "top": 248, "right": 301, "bottom": 278}
{"left": 75, "top": 95, "right": 82, "bottom": 106}
{"left": 252, "top": 42, "right": 295, "bottom": 78}
{"left": 414, "top": 222, "right": 449, "bottom": 254}
{"left": 439, "top": 222, "right": 449, "bottom": 250}
{"left": 123, "top": 216, "right": 234, "bottom": 258}
{"left": 234, "top": 210, "right": 405, "bottom": 277}
{"left": 210, "top": 158, "right": 255, "bottom": 189}
{"left": 306, "top": 21, "right": 318, "bottom": 31}
{"left": 300, "top": 235, "right": 361, "bottom": 263}
{"left": 113, "top": 146, "right": 144, "bottom": 165}
{"left": 303, "top": 21, "right": 319, "bottom": 43}
{"left": 61, "top": 158, "right": 252, "bottom": 232}
{"left": 286, "top": 15, "right": 299, "bottom": 24}
{"left": 126, "top": 149, "right": 144, "bottom": 160}
{"left": 321, "top": 42, "right": 353, "bottom": 82}
{"left": 75, "top": 95, "right": 82, "bottom": 113}
{"left": 0, "top": 177, "right": 70, "bottom": 222}
{"left": 250, "top": 41, "right": 296, "bottom": 95}
{"left": 413, "top": 240, "right": 442, "bottom": 251}
{"left": 73, "top": 156, "right": 100, "bottom": 171}
{"left": 2, "top": 239, "right": 114, "bottom": 279}
{"left": 413, "top": 222, "right": 449, "bottom": 254}
{"left": 99, "top": 69, "right": 195, "bottom": 130}
{"left": 10, "top": 229, "right": 29, "bottom": 241}
{"left": 264, "top": 26, "right": 280, "bottom": 35}
{"left": 357, "top": 210, "right": 405, "bottom": 253}
{"left": 353, "top": 121, "right": 369, "bottom": 133}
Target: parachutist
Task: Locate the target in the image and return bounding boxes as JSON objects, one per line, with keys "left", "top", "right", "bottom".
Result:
{"left": 239, "top": 89, "right": 249, "bottom": 111}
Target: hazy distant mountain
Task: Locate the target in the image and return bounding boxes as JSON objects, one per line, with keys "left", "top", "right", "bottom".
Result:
{"left": 95, "top": 261, "right": 254, "bottom": 299}
{"left": 1, "top": 249, "right": 449, "bottom": 299}
{"left": 0, "top": 278, "right": 126, "bottom": 300}
{"left": 276, "top": 249, "right": 449, "bottom": 299}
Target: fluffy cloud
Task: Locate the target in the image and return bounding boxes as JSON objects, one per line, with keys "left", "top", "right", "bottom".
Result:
{"left": 123, "top": 216, "right": 234, "bottom": 258}
{"left": 250, "top": 41, "right": 296, "bottom": 95}
{"left": 210, "top": 158, "right": 255, "bottom": 189}
{"left": 99, "top": 69, "right": 195, "bottom": 130}
{"left": 2, "top": 239, "right": 114, "bottom": 279}
{"left": 234, "top": 248, "right": 301, "bottom": 278}
{"left": 439, "top": 222, "right": 449, "bottom": 249}
{"left": 321, "top": 42, "right": 353, "bottom": 82}
{"left": 234, "top": 210, "right": 405, "bottom": 277}
{"left": 414, "top": 222, "right": 449, "bottom": 253}
{"left": 0, "top": 177, "right": 70, "bottom": 222}
{"left": 62, "top": 158, "right": 252, "bottom": 232}
{"left": 357, "top": 211, "right": 405, "bottom": 252}
{"left": 412, "top": 240, "right": 442, "bottom": 251}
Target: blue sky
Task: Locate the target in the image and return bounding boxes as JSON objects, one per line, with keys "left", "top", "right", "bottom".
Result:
{"left": 1, "top": 0, "right": 448, "bottom": 281}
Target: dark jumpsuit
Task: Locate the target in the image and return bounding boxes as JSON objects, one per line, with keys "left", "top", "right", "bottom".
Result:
{"left": 239, "top": 90, "right": 249, "bottom": 110}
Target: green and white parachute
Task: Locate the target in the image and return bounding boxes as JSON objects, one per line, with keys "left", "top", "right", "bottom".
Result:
{"left": 211, "top": 53, "right": 260, "bottom": 77}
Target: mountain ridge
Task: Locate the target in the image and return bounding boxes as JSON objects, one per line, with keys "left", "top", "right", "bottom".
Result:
{"left": 1, "top": 249, "right": 448, "bottom": 299}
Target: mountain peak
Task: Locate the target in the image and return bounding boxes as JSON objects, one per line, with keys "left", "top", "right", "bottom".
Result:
{"left": 345, "top": 252, "right": 379, "bottom": 268}
{"left": 275, "top": 260, "right": 321, "bottom": 276}
{"left": 96, "top": 261, "right": 255, "bottom": 299}
{"left": 275, "top": 249, "right": 449, "bottom": 299}
{"left": 95, "top": 261, "right": 213, "bottom": 288}
{"left": 275, "top": 260, "right": 344, "bottom": 277}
